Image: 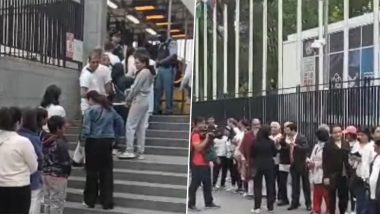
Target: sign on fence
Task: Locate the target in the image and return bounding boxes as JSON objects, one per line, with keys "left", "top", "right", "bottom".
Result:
{"left": 66, "top": 32, "right": 74, "bottom": 59}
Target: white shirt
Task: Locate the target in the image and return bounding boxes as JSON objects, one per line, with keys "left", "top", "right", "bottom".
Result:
{"left": 370, "top": 155, "right": 380, "bottom": 199}
{"left": 350, "top": 141, "right": 376, "bottom": 180}
{"left": 43, "top": 104, "right": 66, "bottom": 131}
{"left": 46, "top": 104, "right": 66, "bottom": 118}
{"left": 79, "top": 64, "right": 112, "bottom": 112}
{"left": 310, "top": 142, "right": 325, "bottom": 184}
{"left": 214, "top": 136, "right": 228, "bottom": 157}
{"left": 123, "top": 55, "right": 137, "bottom": 77}
{"left": 0, "top": 131, "right": 38, "bottom": 187}
{"left": 105, "top": 52, "right": 121, "bottom": 65}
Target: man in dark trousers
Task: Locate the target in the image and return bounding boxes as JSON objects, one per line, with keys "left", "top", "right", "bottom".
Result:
{"left": 188, "top": 117, "right": 220, "bottom": 211}
{"left": 285, "top": 123, "right": 312, "bottom": 211}
{"left": 154, "top": 32, "right": 177, "bottom": 115}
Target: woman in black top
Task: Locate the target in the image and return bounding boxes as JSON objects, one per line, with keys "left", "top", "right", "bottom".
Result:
{"left": 251, "top": 125, "right": 277, "bottom": 213}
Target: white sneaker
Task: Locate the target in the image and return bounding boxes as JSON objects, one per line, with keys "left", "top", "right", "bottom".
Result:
{"left": 250, "top": 208, "right": 260, "bottom": 214}
{"left": 118, "top": 151, "right": 136, "bottom": 159}
{"left": 137, "top": 155, "right": 145, "bottom": 160}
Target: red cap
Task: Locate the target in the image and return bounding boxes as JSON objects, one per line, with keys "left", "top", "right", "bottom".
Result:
{"left": 343, "top": 126, "right": 357, "bottom": 135}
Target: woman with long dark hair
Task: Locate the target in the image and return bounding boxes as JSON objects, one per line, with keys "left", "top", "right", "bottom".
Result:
{"left": 40, "top": 85, "right": 66, "bottom": 118}
{"left": 81, "top": 91, "right": 125, "bottom": 210}
{"left": 123, "top": 47, "right": 136, "bottom": 76}
{"left": 0, "top": 107, "right": 38, "bottom": 214}
{"left": 251, "top": 125, "right": 277, "bottom": 213}
{"left": 118, "top": 51, "right": 155, "bottom": 160}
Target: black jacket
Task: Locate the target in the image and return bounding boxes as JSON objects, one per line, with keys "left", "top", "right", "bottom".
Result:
{"left": 279, "top": 137, "right": 291, "bottom": 165}
{"left": 42, "top": 134, "right": 71, "bottom": 178}
{"left": 251, "top": 138, "right": 277, "bottom": 170}
{"left": 290, "top": 134, "right": 309, "bottom": 172}
{"left": 322, "top": 140, "right": 351, "bottom": 183}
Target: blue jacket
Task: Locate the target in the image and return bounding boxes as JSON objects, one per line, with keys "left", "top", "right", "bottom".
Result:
{"left": 18, "top": 128, "right": 43, "bottom": 190}
{"left": 80, "top": 104, "right": 125, "bottom": 141}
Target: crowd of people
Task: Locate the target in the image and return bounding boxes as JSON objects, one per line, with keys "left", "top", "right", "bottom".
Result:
{"left": 189, "top": 116, "right": 380, "bottom": 214}
{"left": 0, "top": 31, "right": 191, "bottom": 213}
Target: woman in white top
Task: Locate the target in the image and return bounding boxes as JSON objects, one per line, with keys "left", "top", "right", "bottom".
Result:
{"left": 350, "top": 127, "right": 377, "bottom": 214}
{"left": 40, "top": 85, "right": 66, "bottom": 118}
{"left": 122, "top": 47, "right": 137, "bottom": 77}
{"left": 0, "top": 107, "right": 38, "bottom": 214}
{"left": 213, "top": 128, "right": 228, "bottom": 188}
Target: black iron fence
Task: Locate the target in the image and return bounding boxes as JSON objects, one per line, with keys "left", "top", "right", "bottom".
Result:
{"left": 192, "top": 78, "right": 380, "bottom": 142}
{"left": 0, "top": 0, "right": 84, "bottom": 69}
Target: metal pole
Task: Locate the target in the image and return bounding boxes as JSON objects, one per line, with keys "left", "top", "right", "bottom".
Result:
{"left": 235, "top": 0, "right": 240, "bottom": 98}
{"left": 183, "top": 10, "right": 188, "bottom": 62}
{"left": 195, "top": 2, "right": 200, "bottom": 101}
{"left": 321, "top": 0, "right": 329, "bottom": 122}
{"left": 374, "top": 0, "right": 379, "bottom": 82}
{"left": 278, "top": 0, "right": 283, "bottom": 120}
{"left": 323, "top": 0, "right": 329, "bottom": 86}
{"left": 203, "top": 1, "right": 208, "bottom": 100}
{"left": 212, "top": 0, "right": 217, "bottom": 99}
{"left": 262, "top": 0, "right": 268, "bottom": 95}
{"left": 248, "top": 0, "right": 254, "bottom": 96}
{"left": 167, "top": 0, "right": 173, "bottom": 38}
{"left": 223, "top": 3, "right": 228, "bottom": 94}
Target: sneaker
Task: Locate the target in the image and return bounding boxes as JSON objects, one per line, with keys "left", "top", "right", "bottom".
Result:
{"left": 137, "top": 155, "right": 145, "bottom": 160}
{"left": 82, "top": 202, "right": 94, "bottom": 209}
{"left": 205, "top": 203, "right": 221, "bottom": 209}
{"left": 118, "top": 151, "right": 136, "bottom": 159}
{"left": 188, "top": 205, "right": 201, "bottom": 212}
{"left": 251, "top": 208, "right": 261, "bottom": 213}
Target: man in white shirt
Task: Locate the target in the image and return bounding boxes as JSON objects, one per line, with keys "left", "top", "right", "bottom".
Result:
{"left": 79, "top": 49, "right": 113, "bottom": 113}
{"left": 104, "top": 42, "right": 121, "bottom": 65}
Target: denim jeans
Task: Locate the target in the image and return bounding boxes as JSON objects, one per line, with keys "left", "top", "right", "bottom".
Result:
{"left": 355, "top": 185, "right": 370, "bottom": 214}
{"left": 154, "top": 66, "right": 175, "bottom": 114}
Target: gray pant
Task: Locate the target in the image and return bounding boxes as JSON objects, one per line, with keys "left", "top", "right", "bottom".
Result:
{"left": 43, "top": 176, "right": 67, "bottom": 214}
{"left": 126, "top": 96, "right": 149, "bottom": 154}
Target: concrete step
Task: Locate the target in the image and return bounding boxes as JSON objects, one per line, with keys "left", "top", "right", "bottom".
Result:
{"left": 64, "top": 201, "right": 184, "bottom": 214}
{"left": 145, "top": 146, "right": 188, "bottom": 157}
{"left": 66, "top": 188, "right": 187, "bottom": 213}
{"left": 149, "top": 115, "right": 189, "bottom": 123}
{"left": 68, "top": 176, "right": 187, "bottom": 198}
{"left": 71, "top": 168, "right": 187, "bottom": 186}
{"left": 145, "top": 137, "right": 189, "bottom": 148}
{"left": 149, "top": 122, "right": 189, "bottom": 131}
{"left": 68, "top": 142, "right": 188, "bottom": 157}
{"left": 68, "top": 151, "right": 188, "bottom": 174}
{"left": 66, "top": 130, "right": 189, "bottom": 142}
{"left": 68, "top": 137, "right": 188, "bottom": 148}
{"left": 146, "top": 129, "right": 189, "bottom": 139}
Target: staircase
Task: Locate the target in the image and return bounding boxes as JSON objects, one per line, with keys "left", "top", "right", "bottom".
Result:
{"left": 64, "top": 115, "right": 190, "bottom": 214}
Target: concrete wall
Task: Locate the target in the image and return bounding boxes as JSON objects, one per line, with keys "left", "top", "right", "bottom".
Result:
{"left": 0, "top": 56, "right": 81, "bottom": 120}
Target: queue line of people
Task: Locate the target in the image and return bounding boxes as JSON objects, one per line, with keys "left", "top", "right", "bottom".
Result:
{"left": 189, "top": 117, "right": 380, "bottom": 214}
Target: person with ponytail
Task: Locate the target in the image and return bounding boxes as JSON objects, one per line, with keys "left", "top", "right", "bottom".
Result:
{"left": 80, "top": 91, "right": 125, "bottom": 210}
{"left": 118, "top": 51, "right": 155, "bottom": 160}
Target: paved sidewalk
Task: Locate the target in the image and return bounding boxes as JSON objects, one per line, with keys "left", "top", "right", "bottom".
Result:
{"left": 192, "top": 189, "right": 311, "bottom": 214}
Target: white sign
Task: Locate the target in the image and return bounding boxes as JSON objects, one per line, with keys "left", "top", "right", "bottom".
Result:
{"left": 73, "top": 39, "right": 83, "bottom": 62}
{"left": 66, "top": 32, "right": 74, "bottom": 59}
{"left": 302, "top": 57, "right": 315, "bottom": 89}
